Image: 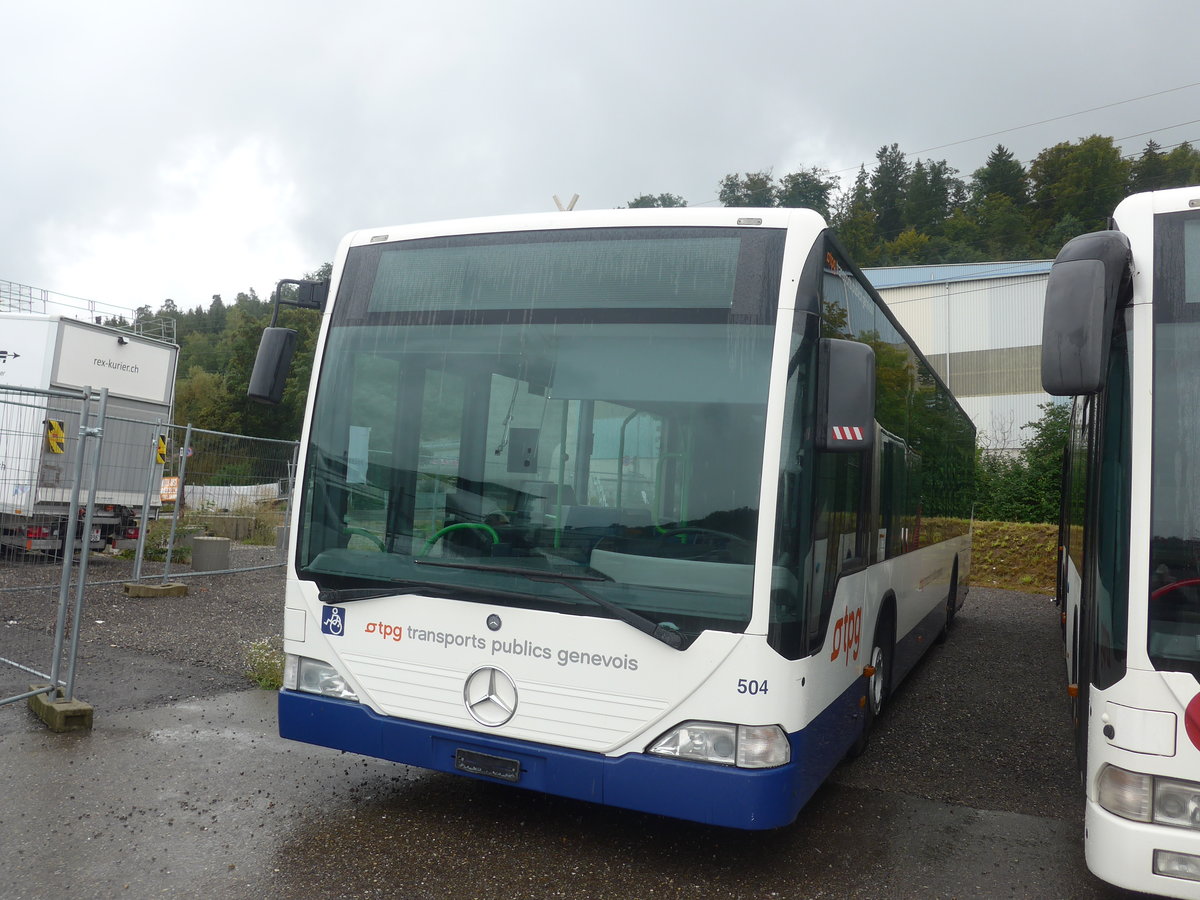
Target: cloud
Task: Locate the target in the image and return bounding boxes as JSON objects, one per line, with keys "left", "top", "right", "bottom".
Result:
{"left": 38, "top": 137, "right": 310, "bottom": 312}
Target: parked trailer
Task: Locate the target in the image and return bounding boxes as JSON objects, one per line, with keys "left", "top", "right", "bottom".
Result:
{"left": 0, "top": 314, "right": 177, "bottom": 553}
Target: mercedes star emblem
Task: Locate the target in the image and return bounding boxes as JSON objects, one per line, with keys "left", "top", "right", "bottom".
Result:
{"left": 463, "top": 666, "right": 518, "bottom": 727}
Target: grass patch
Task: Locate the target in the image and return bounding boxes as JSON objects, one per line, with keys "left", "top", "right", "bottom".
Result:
{"left": 244, "top": 507, "right": 284, "bottom": 546}
{"left": 971, "top": 519, "right": 1057, "bottom": 595}
{"left": 116, "top": 518, "right": 193, "bottom": 563}
{"left": 245, "top": 635, "right": 285, "bottom": 689}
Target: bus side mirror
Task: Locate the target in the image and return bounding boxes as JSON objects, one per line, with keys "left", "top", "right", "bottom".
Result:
{"left": 1041, "top": 230, "right": 1131, "bottom": 397}
{"left": 248, "top": 327, "right": 298, "bottom": 405}
{"left": 816, "top": 338, "right": 875, "bottom": 452}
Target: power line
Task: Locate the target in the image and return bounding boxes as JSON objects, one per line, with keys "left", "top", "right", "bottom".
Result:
{"left": 1116, "top": 120, "right": 1200, "bottom": 143}
{"left": 903, "top": 80, "right": 1200, "bottom": 160}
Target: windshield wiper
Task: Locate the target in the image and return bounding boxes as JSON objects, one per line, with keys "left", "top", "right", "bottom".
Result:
{"left": 316, "top": 579, "right": 547, "bottom": 607}
{"left": 413, "top": 558, "right": 611, "bottom": 581}
{"left": 415, "top": 559, "right": 684, "bottom": 650}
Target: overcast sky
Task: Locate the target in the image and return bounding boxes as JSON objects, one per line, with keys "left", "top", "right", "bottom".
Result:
{"left": 2, "top": 1, "right": 1197, "bottom": 320}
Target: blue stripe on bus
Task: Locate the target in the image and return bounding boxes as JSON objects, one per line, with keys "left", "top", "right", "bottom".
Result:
{"left": 277, "top": 675, "right": 865, "bottom": 830}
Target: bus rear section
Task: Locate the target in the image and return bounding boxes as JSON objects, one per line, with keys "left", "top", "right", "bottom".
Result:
{"left": 263, "top": 209, "right": 974, "bottom": 829}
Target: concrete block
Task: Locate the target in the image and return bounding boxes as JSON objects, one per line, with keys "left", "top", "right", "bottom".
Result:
{"left": 122, "top": 582, "right": 189, "bottom": 597}
{"left": 194, "top": 515, "right": 253, "bottom": 540}
{"left": 191, "top": 536, "right": 231, "bottom": 572}
{"left": 28, "top": 685, "right": 94, "bottom": 732}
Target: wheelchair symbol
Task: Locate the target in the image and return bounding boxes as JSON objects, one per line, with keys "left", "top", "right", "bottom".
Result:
{"left": 322, "top": 606, "right": 345, "bottom": 636}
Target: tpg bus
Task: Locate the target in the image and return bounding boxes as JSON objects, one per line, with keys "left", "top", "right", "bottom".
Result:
{"left": 250, "top": 208, "right": 975, "bottom": 829}
{"left": 1043, "top": 184, "right": 1200, "bottom": 896}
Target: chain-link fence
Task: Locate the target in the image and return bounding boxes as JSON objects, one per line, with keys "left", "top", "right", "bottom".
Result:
{"left": 1, "top": 416, "right": 298, "bottom": 591}
{"left": 155, "top": 424, "right": 298, "bottom": 581}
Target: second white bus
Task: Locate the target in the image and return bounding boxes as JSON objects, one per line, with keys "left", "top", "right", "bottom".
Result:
{"left": 1043, "top": 184, "right": 1200, "bottom": 896}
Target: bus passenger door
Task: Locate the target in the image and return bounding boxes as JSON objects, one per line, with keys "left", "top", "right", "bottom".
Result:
{"left": 808, "top": 451, "right": 866, "bottom": 655}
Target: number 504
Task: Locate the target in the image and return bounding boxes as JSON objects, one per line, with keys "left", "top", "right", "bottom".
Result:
{"left": 737, "top": 679, "right": 768, "bottom": 695}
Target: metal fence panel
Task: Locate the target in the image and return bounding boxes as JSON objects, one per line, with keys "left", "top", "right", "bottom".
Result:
{"left": 158, "top": 424, "right": 298, "bottom": 580}
{"left": 0, "top": 384, "right": 104, "bottom": 708}
{"left": 2, "top": 383, "right": 300, "bottom": 721}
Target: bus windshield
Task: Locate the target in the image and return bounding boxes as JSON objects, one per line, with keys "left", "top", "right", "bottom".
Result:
{"left": 1149, "top": 209, "right": 1200, "bottom": 676}
{"left": 298, "top": 226, "right": 787, "bottom": 640}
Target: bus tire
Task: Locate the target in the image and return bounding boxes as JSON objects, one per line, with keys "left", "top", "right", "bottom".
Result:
{"left": 849, "top": 612, "right": 893, "bottom": 757}
{"left": 936, "top": 561, "right": 960, "bottom": 644}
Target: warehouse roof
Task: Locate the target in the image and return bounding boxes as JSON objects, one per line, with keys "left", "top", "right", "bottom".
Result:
{"left": 864, "top": 259, "right": 1052, "bottom": 289}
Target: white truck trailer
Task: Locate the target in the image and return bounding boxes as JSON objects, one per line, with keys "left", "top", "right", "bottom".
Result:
{"left": 0, "top": 313, "right": 178, "bottom": 553}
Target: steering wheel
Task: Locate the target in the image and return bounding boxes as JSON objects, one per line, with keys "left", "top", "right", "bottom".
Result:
{"left": 420, "top": 522, "right": 501, "bottom": 556}
{"left": 660, "top": 527, "right": 750, "bottom": 545}
{"left": 1151, "top": 577, "right": 1200, "bottom": 601}
{"left": 658, "top": 527, "right": 753, "bottom": 562}
{"left": 344, "top": 526, "right": 386, "bottom": 551}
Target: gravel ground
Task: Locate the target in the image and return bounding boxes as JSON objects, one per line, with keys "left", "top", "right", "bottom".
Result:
{"left": 2, "top": 566, "right": 1127, "bottom": 898}
{"left": 2, "top": 553, "right": 1075, "bottom": 821}
{"left": 835, "top": 585, "right": 1081, "bottom": 822}
{"left": 0, "top": 543, "right": 285, "bottom": 688}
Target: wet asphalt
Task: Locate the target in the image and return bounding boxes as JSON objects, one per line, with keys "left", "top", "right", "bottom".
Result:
{"left": 0, "top": 586, "right": 1148, "bottom": 900}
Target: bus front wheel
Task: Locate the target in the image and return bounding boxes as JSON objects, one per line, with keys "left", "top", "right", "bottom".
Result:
{"left": 849, "top": 614, "right": 893, "bottom": 757}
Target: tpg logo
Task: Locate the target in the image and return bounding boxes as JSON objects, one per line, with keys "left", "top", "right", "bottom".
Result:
{"left": 321, "top": 606, "right": 346, "bottom": 637}
{"left": 829, "top": 605, "right": 862, "bottom": 665}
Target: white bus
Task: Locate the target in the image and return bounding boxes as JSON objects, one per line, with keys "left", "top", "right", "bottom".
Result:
{"left": 251, "top": 208, "right": 975, "bottom": 829}
{"left": 1043, "top": 185, "right": 1200, "bottom": 896}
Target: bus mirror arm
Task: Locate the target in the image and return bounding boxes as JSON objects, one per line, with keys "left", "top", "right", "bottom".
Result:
{"left": 247, "top": 278, "right": 329, "bottom": 405}
{"left": 270, "top": 278, "right": 329, "bottom": 325}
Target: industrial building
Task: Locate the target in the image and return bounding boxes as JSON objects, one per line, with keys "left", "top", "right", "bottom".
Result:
{"left": 866, "top": 260, "right": 1055, "bottom": 451}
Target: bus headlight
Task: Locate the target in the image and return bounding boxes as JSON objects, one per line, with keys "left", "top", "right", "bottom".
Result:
{"left": 1098, "top": 765, "right": 1200, "bottom": 829}
{"left": 284, "top": 654, "right": 359, "bottom": 702}
{"left": 1097, "top": 765, "right": 1152, "bottom": 822}
{"left": 647, "top": 722, "right": 790, "bottom": 768}
{"left": 1155, "top": 777, "right": 1200, "bottom": 829}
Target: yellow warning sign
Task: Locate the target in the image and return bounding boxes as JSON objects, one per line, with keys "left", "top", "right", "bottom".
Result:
{"left": 46, "top": 419, "right": 65, "bottom": 454}
{"left": 156, "top": 435, "right": 168, "bottom": 465}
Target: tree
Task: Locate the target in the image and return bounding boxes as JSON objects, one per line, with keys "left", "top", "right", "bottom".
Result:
{"left": 207, "top": 294, "right": 227, "bottom": 333}
{"left": 974, "top": 401, "right": 1070, "bottom": 523}
{"left": 776, "top": 166, "right": 839, "bottom": 219}
{"left": 1129, "top": 140, "right": 1170, "bottom": 194}
{"left": 870, "top": 143, "right": 909, "bottom": 242}
{"left": 1028, "top": 135, "right": 1131, "bottom": 234}
{"left": 881, "top": 227, "right": 931, "bottom": 264}
{"left": 975, "top": 194, "right": 1033, "bottom": 258}
{"left": 1163, "top": 141, "right": 1200, "bottom": 188}
{"left": 1018, "top": 401, "right": 1071, "bottom": 524}
{"left": 903, "top": 160, "right": 932, "bottom": 232}
{"left": 831, "top": 166, "right": 879, "bottom": 263}
{"left": 971, "top": 144, "right": 1028, "bottom": 207}
{"left": 1040, "top": 213, "right": 1087, "bottom": 258}
{"left": 174, "top": 366, "right": 232, "bottom": 428}
{"left": 902, "top": 159, "right": 960, "bottom": 237}
{"left": 718, "top": 170, "right": 777, "bottom": 207}
{"left": 625, "top": 193, "right": 687, "bottom": 208}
